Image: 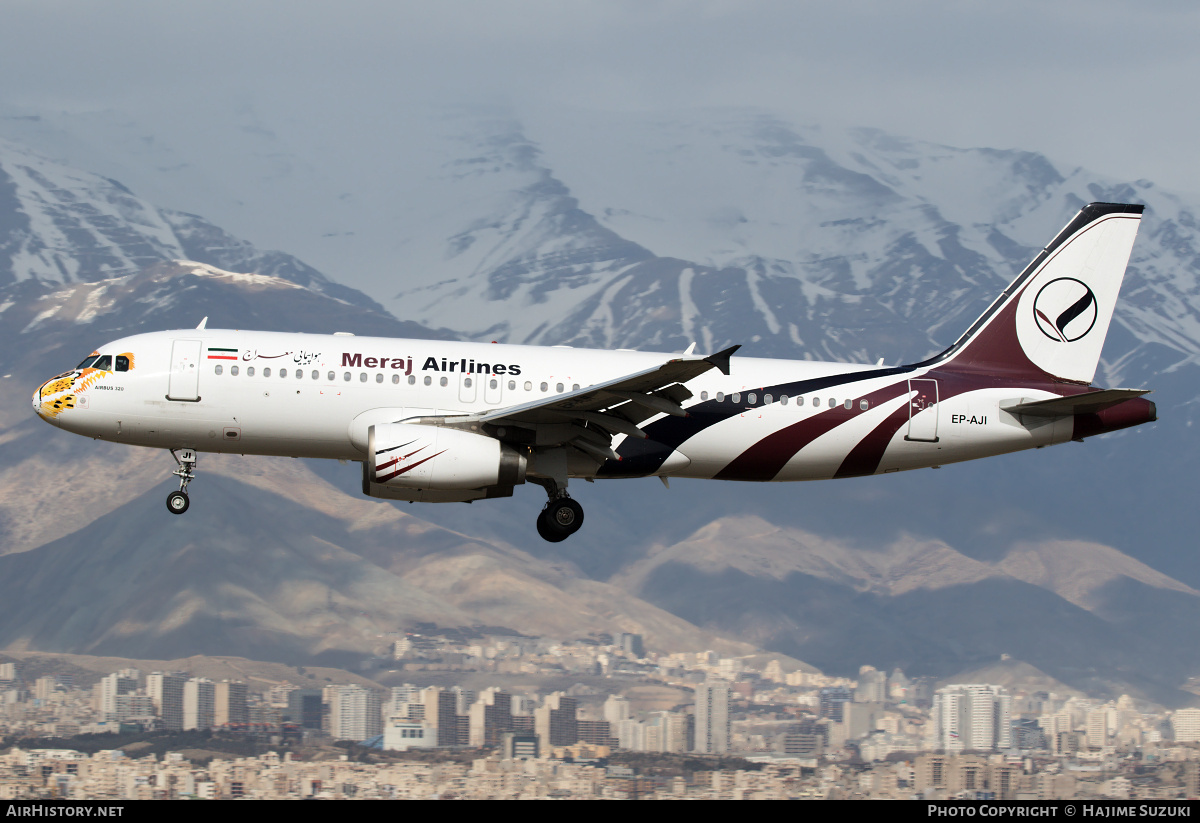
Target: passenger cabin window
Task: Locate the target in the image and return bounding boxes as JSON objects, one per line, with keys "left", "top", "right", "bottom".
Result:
{"left": 327, "top": 371, "right": 335, "bottom": 381}
{"left": 392, "top": 374, "right": 400, "bottom": 384}
{"left": 115, "top": 356, "right": 130, "bottom": 372}
{"left": 423, "top": 376, "right": 432, "bottom": 386}
{"left": 263, "top": 367, "right": 272, "bottom": 377}
{"left": 312, "top": 370, "right": 319, "bottom": 380}
{"left": 860, "top": 399, "right": 869, "bottom": 410}
{"left": 439, "top": 377, "right": 448, "bottom": 387}
{"left": 408, "top": 375, "right": 416, "bottom": 385}
{"left": 215, "top": 364, "right": 223, "bottom": 375}
{"left": 716, "top": 392, "right": 724, "bottom": 402}
{"left": 247, "top": 367, "right": 255, "bottom": 376}
{"left": 231, "top": 365, "right": 239, "bottom": 376}
{"left": 376, "top": 373, "right": 384, "bottom": 384}
{"left": 701, "top": 391, "right": 709, "bottom": 401}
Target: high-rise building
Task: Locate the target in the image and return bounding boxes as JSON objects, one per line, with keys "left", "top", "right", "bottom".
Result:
{"left": 284, "top": 689, "right": 323, "bottom": 729}
{"left": 819, "top": 687, "right": 852, "bottom": 722}
{"left": 842, "top": 701, "right": 882, "bottom": 741}
{"left": 618, "top": 633, "right": 645, "bottom": 659}
{"left": 420, "top": 687, "right": 462, "bottom": 747}
{"left": 183, "top": 678, "right": 215, "bottom": 731}
{"left": 96, "top": 670, "right": 140, "bottom": 721}
{"left": 214, "top": 681, "right": 249, "bottom": 727}
{"left": 468, "top": 688, "right": 513, "bottom": 747}
{"left": 604, "top": 694, "right": 631, "bottom": 725}
{"left": 855, "top": 666, "right": 888, "bottom": 703}
{"left": 642, "top": 711, "right": 688, "bottom": 753}
{"left": 933, "top": 684, "right": 1013, "bottom": 752}
{"left": 388, "top": 684, "right": 421, "bottom": 719}
{"left": 328, "top": 685, "right": 382, "bottom": 742}
{"left": 535, "top": 692, "right": 579, "bottom": 747}
{"left": 694, "top": 681, "right": 730, "bottom": 754}
{"left": 115, "top": 693, "right": 155, "bottom": 723}
{"left": 147, "top": 673, "right": 187, "bottom": 731}
{"left": 1173, "top": 708, "right": 1200, "bottom": 743}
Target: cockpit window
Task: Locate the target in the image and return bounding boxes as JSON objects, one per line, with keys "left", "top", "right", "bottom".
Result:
{"left": 115, "top": 356, "right": 130, "bottom": 372}
{"left": 92, "top": 355, "right": 112, "bottom": 371}
{"left": 76, "top": 355, "right": 99, "bottom": 370}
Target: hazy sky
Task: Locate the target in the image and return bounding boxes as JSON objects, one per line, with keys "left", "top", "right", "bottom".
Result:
{"left": 2, "top": 1, "right": 1197, "bottom": 193}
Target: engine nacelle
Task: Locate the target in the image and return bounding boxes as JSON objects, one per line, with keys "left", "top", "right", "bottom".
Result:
{"left": 362, "top": 423, "right": 526, "bottom": 501}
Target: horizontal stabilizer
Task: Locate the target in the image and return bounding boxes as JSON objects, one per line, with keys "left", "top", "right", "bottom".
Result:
{"left": 1001, "top": 388, "right": 1150, "bottom": 418}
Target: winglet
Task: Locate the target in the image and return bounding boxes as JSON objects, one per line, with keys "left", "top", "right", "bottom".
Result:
{"left": 196, "top": 316, "right": 208, "bottom": 330}
{"left": 705, "top": 345, "right": 740, "bottom": 376}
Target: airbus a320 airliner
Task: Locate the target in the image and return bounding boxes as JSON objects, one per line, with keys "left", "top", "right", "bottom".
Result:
{"left": 33, "top": 203, "right": 1156, "bottom": 542}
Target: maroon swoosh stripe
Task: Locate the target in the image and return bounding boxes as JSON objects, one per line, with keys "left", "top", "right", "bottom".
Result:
{"left": 714, "top": 382, "right": 910, "bottom": 481}
{"left": 376, "top": 445, "right": 429, "bottom": 473}
{"left": 376, "top": 450, "right": 446, "bottom": 483}
{"left": 833, "top": 402, "right": 916, "bottom": 478}
{"left": 834, "top": 378, "right": 979, "bottom": 477}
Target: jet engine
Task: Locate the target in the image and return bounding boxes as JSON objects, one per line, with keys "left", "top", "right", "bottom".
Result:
{"left": 362, "top": 422, "right": 526, "bottom": 503}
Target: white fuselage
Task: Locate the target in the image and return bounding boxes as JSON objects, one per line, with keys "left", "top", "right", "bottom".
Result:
{"left": 34, "top": 329, "right": 1074, "bottom": 482}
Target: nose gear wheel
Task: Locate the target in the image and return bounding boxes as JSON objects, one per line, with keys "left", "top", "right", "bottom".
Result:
{"left": 167, "top": 449, "right": 197, "bottom": 515}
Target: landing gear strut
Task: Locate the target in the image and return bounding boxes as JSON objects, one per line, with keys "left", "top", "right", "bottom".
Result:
{"left": 166, "top": 448, "right": 196, "bottom": 515}
{"left": 535, "top": 485, "right": 584, "bottom": 543}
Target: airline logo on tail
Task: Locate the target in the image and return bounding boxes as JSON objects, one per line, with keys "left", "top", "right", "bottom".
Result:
{"left": 1033, "top": 278, "right": 1098, "bottom": 343}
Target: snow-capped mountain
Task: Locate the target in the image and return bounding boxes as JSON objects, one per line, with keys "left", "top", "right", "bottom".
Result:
{"left": 0, "top": 137, "right": 377, "bottom": 309}
{"left": 389, "top": 110, "right": 1200, "bottom": 399}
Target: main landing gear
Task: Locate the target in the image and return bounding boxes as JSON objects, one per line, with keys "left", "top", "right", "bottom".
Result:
{"left": 166, "top": 448, "right": 196, "bottom": 515}
{"left": 535, "top": 486, "right": 584, "bottom": 543}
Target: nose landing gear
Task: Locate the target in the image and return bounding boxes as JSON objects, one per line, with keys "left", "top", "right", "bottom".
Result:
{"left": 166, "top": 449, "right": 196, "bottom": 515}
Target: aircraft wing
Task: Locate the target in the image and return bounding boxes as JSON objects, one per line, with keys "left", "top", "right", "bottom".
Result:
{"left": 470, "top": 345, "right": 739, "bottom": 458}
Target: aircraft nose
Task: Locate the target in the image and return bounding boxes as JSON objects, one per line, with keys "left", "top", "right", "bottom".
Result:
{"left": 33, "top": 373, "right": 75, "bottom": 422}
